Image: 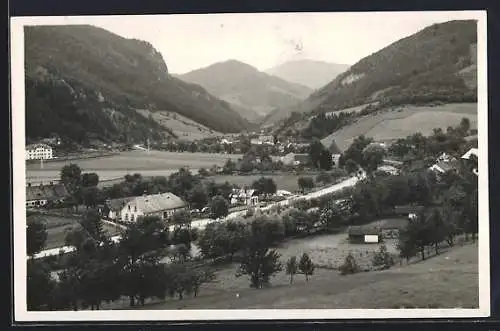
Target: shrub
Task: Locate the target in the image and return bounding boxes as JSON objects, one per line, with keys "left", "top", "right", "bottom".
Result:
{"left": 372, "top": 244, "right": 395, "bottom": 269}
{"left": 339, "top": 253, "right": 360, "bottom": 275}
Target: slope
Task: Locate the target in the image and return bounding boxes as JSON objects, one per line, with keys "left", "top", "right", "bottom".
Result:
{"left": 24, "top": 25, "right": 249, "bottom": 145}
{"left": 177, "top": 60, "right": 312, "bottom": 122}
{"left": 264, "top": 19, "right": 477, "bottom": 126}
{"left": 265, "top": 59, "right": 350, "bottom": 90}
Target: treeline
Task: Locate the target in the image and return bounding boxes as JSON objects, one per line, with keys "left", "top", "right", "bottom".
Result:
{"left": 27, "top": 211, "right": 213, "bottom": 310}
{"left": 301, "top": 111, "right": 355, "bottom": 140}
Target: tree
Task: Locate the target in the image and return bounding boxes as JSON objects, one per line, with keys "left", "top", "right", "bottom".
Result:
{"left": 319, "top": 149, "right": 333, "bottom": 171}
{"left": 251, "top": 177, "right": 277, "bottom": 196}
{"left": 339, "top": 253, "right": 360, "bottom": 275}
{"left": 361, "top": 145, "right": 386, "bottom": 175}
{"left": 171, "top": 209, "right": 192, "bottom": 230}
{"left": 236, "top": 218, "right": 283, "bottom": 288}
{"left": 26, "top": 216, "right": 48, "bottom": 257}
{"left": 285, "top": 256, "right": 298, "bottom": 284}
{"left": 187, "top": 184, "right": 208, "bottom": 211}
{"left": 344, "top": 159, "right": 358, "bottom": 174}
{"left": 82, "top": 186, "right": 102, "bottom": 209}
{"left": 197, "top": 168, "right": 210, "bottom": 178}
{"left": 298, "top": 176, "right": 314, "bottom": 193}
{"left": 27, "top": 260, "right": 56, "bottom": 310}
{"left": 60, "top": 163, "right": 82, "bottom": 194}
{"left": 298, "top": 253, "right": 315, "bottom": 281}
{"left": 342, "top": 135, "right": 374, "bottom": 167}
{"left": 372, "top": 244, "right": 395, "bottom": 269}
{"left": 209, "top": 195, "right": 229, "bottom": 219}
{"left": 316, "top": 171, "right": 333, "bottom": 185}
{"left": 81, "top": 172, "right": 99, "bottom": 187}
{"left": 117, "top": 215, "right": 170, "bottom": 306}
{"left": 308, "top": 139, "right": 326, "bottom": 168}
{"left": 459, "top": 117, "right": 471, "bottom": 136}
{"left": 223, "top": 159, "right": 237, "bottom": 174}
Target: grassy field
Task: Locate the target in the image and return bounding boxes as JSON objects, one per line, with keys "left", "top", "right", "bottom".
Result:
{"left": 136, "top": 109, "right": 225, "bottom": 141}
{"left": 35, "top": 214, "right": 122, "bottom": 250}
{"left": 26, "top": 150, "right": 242, "bottom": 185}
{"left": 321, "top": 103, "right": 478, "bottom": 152}
{"left": 206, "top": 174, "right": 303, "bottom": 193}
{"left": 138, "top": 242, "right": 478, "bottom": 310}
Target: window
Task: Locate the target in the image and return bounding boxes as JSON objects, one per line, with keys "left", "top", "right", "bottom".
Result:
{"left": 128, "top": 205, "right": 131, "bottom": 211}
{"left": 131, "top": 214, "right": 135, "bottom": 222}
{"left": 134, "top": 206, "right": 137, "bottom": 212}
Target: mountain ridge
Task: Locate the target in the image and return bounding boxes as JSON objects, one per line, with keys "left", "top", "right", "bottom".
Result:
{"left": 177, "top": 59, "right": 312, "bottom": 122}
{"left": 265, "top": 59, "right": 350, "bottom": 89}
{"left": 265, "top": 19, "right": 478, "bottom": 127}
{"left": 25, "top": 25, "right": 250, "bottom": 145}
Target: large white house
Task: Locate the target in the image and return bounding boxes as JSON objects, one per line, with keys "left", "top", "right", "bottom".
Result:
{"left": 120, "top": 192, "right": 187, "bottom": 223}
{"left": 26, "top": 143, "right": 53, "bottom": 160}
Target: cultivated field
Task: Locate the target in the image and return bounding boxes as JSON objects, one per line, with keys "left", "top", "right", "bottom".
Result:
{"left": 141, "top": 242, "right": 478, "bottom": 310}
{"left": 26, "top": 150, "right": 242, "bottom": 185}
{"left": 136, "top": 109, "right": 225, "bottom": 141}
{"left": 31, "top": 214, "right": 122, "bottom": 250}
{"left": 321, "top": 103, "right": 478, "bottom": 152}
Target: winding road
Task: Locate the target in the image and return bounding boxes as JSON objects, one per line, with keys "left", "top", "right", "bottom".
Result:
{"left": 31, "top": 175, "right": 361, "bottom": 260}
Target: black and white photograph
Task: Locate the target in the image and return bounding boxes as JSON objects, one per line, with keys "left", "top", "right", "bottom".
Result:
{"left": 11, "top": 10, "right": 489, "bottom": 321}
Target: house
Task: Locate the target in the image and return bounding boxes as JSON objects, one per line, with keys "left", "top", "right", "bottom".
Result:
{"left": 26, "top": 143, "right": 53, "bottom": 160}
{"left": 250, "top": 135, "right": 274, "bottom": 146}
{"left": 394, "top": 205, "right": 425, "bottom": 220}
{"left": 230, "top": 188, "right": 259, "bottom": 206}
{"left": 26, "top": 182, "right": 69, "bottom": 208}
{"left": 102, "top": 197, "right": 136, "bottom": 220}
{"left": 377, "top": 165, "right": 400, "bottom": 175}
{"left": 382, "top": 159, "right": 404, "bottom": 167}
{"left": 120, "top": 192, "right": 187, "bottom": 223}
{"left": 331, "top": 154, "right": 341, "bottom": 168}
{"left": 348, "top": 226, "right": 380, "bottom": 244}
{"left": 461, "top": 148, "right": 478, "bottom": 176}
{"left": 281, "top": 153, "right": 310, "bottom": 166}
{"left": 428, "top": 159, "right": 461, "bottom": 176}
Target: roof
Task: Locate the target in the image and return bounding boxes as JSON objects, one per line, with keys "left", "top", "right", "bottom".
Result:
{"left": 348, "top": 225, "right": 380, "bottom": 236}
{"left": 462, "top": 148, "right": 478, "bottom": 160}
{"left": 294, "top": 154, "right": 310, "bottom": 162}
{"left": 126, "top": 192, "right": 186, "bottom": 214}
{"left": 106, "top": 197, "right": 136, "bottom": 212}
{"left": 231, "top": 188, "right": 257, "bottom": 198}
{"left": 430, "top": 159, "right": 461, "bottom": 173}
{"left": 26, "top": 143, "right": 52, "bottom": 150}
{"left": 26, "top": 183, "right": 69, "bottom": 201}
{"left": 394, "top": 205, "right": 425, "bottom": 215}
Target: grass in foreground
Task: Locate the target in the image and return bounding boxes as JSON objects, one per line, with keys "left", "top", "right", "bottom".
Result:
{"left": 138, "top": 243, "right": 478, "bottom": 310}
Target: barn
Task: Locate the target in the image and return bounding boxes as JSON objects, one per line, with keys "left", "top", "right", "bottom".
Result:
{"left": 348, "top": 226, "right": 381, "bottom": 244}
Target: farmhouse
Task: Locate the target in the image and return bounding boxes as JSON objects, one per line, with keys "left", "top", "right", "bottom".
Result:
{"left": 377, "top": 165, "right": 400, "bottom": 175}
{"left": 26, "top": 182, "right": 69, "bottom": 208}
{"left": 348, "top": 226, "right": 381, "bottom": 244}
{"left": 102, "top": 197, "right": 136, "bottom": 220}
{"left": 25, "top": 143, "right": 53, "bottom": 160}
{"left": 120, "top": 192, "right": 187, "bottom": 223}
{"left": 230, "top": 188, "right": 259, "bottom": 206}
{"left": 428, "top": 159, "right": 461, "bottom": 176}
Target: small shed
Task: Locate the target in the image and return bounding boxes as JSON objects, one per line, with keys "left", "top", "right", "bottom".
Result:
{"left": 348, "top": 226, "right": 381, "bottom": 244}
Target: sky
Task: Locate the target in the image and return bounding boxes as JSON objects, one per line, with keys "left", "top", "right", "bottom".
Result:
{"left": 31, "top": 11, "right": 480, "bottom": 74}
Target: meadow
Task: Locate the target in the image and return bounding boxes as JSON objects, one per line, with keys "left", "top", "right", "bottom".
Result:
{"left": 135, "top": 109, "right": 226, "bottom": 141}
{"left": 26, "top": 150, "right": 242, "bottom": 185}
{"left": 321, "top": 103, "right": 478, "bottom": 152}
{"left": 140, "top": 241, "right": 478, "bottom": 310}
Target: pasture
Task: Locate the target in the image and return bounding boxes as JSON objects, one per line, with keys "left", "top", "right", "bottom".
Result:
{"left": 26, "top": 150, "right": 242, "bottom": 185}
{"left": 321, "top": 103, "right": 478, "bottom": 152}
{"left": 135, "top": 109, "right": 224, "bottom": 141}
{"left": 142, "top": 242, "right": 478, "bottom": 310}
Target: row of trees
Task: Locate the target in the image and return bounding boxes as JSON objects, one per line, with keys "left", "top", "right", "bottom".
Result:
{"left": 27, "top": 211, "right": 215, "bottom": 311}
